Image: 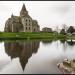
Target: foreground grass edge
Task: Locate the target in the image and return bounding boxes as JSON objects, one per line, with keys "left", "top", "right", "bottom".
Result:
{"left": 0, "top": 32, "right": 74, "bottom": 40}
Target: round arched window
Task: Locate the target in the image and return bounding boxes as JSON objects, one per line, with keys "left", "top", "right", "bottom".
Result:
{"left": 26, "top": 19, "right": 27, "bottom": 22}
{"left": 29, "top": 20, "right": 30, "bottom": 22}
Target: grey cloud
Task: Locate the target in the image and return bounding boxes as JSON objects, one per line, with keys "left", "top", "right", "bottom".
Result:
{"left": 51, "top": 4, "right": 71, "bottom": 15}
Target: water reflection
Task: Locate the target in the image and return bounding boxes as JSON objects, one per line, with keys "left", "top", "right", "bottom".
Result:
{"left": 2, "top": 40, "right": 75, "bottom": 74}
{"left": 4, "top": 40, "right": 40, "bottom": 71}
{"left": 66, "top": 40, "right": 75, "bottom": 46}
{"left": 60, "top": 40, "right": 75, "bottom": 46}
{"left": 41, "top": 39, "right": 75, "bottom": 52}
{"left": 60, "top": 40, "right": 66, "bottom": 44}
{"left": 42, "top": 40, "right": 72, "bottom": 45}
{"left": 42, "top": 40, "right": 53, "bottom": 45}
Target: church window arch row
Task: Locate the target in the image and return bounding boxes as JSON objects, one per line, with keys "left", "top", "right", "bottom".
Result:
{"left": 25, "top": 27, "right": 31, "bottom": 30}
{"left": 25, "top": 18, "right": 32, "bottom": 26}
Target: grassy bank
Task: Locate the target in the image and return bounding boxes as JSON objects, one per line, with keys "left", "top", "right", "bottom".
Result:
{"left": 0, "top": 32, "right": 74, "bottom": 40}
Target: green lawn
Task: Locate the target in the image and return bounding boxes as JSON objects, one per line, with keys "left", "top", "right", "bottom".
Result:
{"left": 0, "top": 32, "right": 74, "bottom": 40}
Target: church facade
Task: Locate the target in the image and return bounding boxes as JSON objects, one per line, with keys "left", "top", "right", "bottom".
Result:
{"left": 4, "top": 4, "right": 40, "bottom": 32}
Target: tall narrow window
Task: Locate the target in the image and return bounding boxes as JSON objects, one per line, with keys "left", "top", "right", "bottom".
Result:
{"left": 26, "top": 23, "right": 27, "bottom": 25}
{"left": 34, "top": 29, "right": 35, "bottom": 31}
{"left": 26, "top": 19, "right": 27, "bottom": 22}
{"left": 29, "top": 20, "right": 30, "bottom": 22}
{"left": 29, "top": 27, "right": 30, "bottom": 30}
{"left": 26, "top": 27, "right": 27, "bottom": 30}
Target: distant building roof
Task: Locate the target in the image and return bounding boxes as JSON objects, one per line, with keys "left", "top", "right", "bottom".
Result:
{"left": 42, "top": 27, "right": 52, "bottom": 32}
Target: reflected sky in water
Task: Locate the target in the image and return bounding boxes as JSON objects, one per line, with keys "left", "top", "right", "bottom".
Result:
{"left": 0, "top": 40, "right": 75, "bottom": 74}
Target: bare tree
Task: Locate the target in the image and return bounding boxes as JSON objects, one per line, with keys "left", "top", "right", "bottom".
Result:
{"left": 55, "top": 26, "right": 59, "bottom": 33}
{"left": 62, "top": 24, "right": 68, "bottom": 32}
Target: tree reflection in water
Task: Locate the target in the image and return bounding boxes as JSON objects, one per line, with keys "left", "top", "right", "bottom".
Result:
{"left": 60, "top": 40, "right": 75, "bottom": 46}
{"left": 4, "top": 40, "right": 40, "bottom": 71}
{"left": 42, "top": 40, "right": 53, "bottom": 45}
{"left": 66, "top": 40, "right": 75, "bottom": 46}
{"left": 60, "top": 40, "right": 66, "bottom": 44}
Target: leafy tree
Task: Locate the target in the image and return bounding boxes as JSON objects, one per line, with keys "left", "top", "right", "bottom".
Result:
{"left": 60, "top": 29, "right": 66, "bottom": 35}
{"left": 67, "top": 26, "right": 75, "bottom": 34}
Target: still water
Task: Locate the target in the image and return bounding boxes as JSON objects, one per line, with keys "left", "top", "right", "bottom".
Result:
{"left": 0, "top": 40, "right": 75, "bottom": 74}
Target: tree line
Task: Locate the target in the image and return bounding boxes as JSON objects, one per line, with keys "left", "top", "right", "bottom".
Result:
{"left": 60, "top": 24, "right": 75, "bottom": 35}
{"left": 45, "top": 24, "right": 75, "bottom": 35}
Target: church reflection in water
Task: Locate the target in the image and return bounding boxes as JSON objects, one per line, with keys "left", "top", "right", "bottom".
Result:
{"left": 4, "top": 40, "right": 40, "bottom": 71}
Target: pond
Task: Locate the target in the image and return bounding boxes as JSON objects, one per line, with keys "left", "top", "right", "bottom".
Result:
{"left": 0, "top": 40, "right": 75, "bottom": 74}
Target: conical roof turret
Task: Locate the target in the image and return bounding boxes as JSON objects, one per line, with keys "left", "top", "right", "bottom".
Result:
{"left": 20, "top": 4, "right": 28, "bottom": 17}
{"left": 21, "top": 4, "right": 27, "bottom": 11}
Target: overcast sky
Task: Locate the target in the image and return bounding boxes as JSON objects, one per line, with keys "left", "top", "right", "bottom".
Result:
{"left": 0, "top": 1, "right": 75, "bottom": 31}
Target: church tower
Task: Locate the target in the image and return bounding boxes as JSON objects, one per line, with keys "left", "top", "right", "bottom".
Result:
{"left": 4, "top": 3, "right": 40, "bottom": 32}
{"left": 20, "top": 4, "right": 28, "bottom": 17}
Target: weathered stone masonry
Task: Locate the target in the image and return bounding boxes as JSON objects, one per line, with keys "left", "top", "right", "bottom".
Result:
{"left": 4, "top": 4, "right": 40, "bottom": 32}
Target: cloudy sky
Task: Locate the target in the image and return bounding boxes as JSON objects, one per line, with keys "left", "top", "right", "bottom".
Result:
{"left": 0, "top": 1, "right": 75, "bottom": 31}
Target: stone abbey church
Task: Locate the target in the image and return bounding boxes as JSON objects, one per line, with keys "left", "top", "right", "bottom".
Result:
{"left": 4, "top": 4, "right": 40, "bottom": 32}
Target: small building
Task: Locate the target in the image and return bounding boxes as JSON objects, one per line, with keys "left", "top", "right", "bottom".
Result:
{"left": 4, "top": 4, "right": 40, "bottom": 32}
{"left": 42, "top": 27, "right": 52, "bottom": 32}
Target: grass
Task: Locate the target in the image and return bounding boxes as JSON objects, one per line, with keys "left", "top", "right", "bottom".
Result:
{"left": 0, "top": 32, "right": 74, "bottom": 40}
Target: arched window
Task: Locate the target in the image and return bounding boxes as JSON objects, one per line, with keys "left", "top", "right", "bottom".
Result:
{"left": 29, "top": 27, "right": 30, "bottom": 30}
{"left": 26, "top": 23, "right": 27, "bottom": 25}
{"left": 26, "top": 19, "right": 27, "bottom": 22}
{"left": 26, "top": 27, "right": 27, "bottom": 30}
{"left": 34, "top": 28, "right": 35, "bottom": 31}
{"left": 29, "top": 20, "right": 30, "bottom": 22}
